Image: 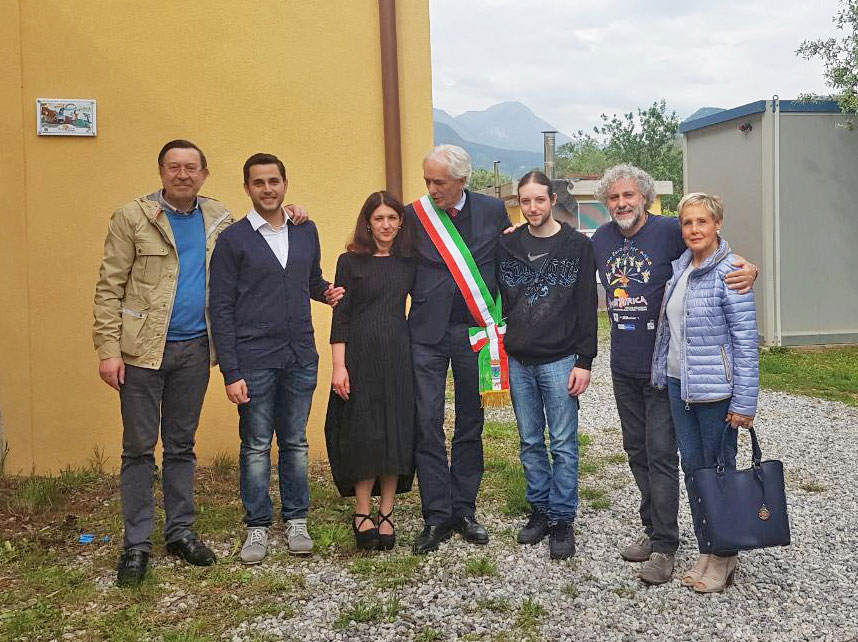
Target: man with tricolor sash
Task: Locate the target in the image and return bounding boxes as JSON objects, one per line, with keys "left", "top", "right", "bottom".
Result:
{"left": 408, "top": 145, "right": 512, "bottom": 555}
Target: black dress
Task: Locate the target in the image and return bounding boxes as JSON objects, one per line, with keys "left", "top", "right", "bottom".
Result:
{"left": 324, "top": 252, "right": 416, "bottom": 497}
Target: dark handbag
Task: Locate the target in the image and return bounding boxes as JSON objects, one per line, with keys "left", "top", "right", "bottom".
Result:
{"left": 689, "top": 426, "right": 791, "bottom": 554}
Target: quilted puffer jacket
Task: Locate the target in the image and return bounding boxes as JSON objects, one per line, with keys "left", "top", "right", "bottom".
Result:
{"left": 651, "top": 238, "right": 759, "bottom": 417}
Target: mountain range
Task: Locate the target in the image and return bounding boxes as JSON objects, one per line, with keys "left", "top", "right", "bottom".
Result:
{"left": 433, "top": 101, "right": 725, "bottom": 177}
{"left": 433, "top": 101, "right": 572, "bottom": 175}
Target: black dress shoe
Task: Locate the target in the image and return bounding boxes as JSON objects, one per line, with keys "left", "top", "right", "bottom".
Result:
{"left": 453, "top": 515, "right": 489, "bottom": 545}
{"left": 166, "top": 533, "right": 216, "bottom": 566}
{"left": 116, "top": 549, "right": 150, "bottom": 587}
{"left": 412, "top": 523, "right": 453, "bottom": 555}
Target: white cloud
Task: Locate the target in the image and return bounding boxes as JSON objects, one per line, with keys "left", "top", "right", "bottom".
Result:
{"left": 430, "top": 0, "right": 841, "bottom": 133}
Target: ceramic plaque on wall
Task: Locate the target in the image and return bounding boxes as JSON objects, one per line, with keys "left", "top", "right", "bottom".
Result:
{"left": 36, "top": 98, "right": 97, "bottom": 136}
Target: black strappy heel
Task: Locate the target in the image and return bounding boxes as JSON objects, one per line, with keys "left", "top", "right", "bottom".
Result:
{"left": 352, "top": 513, "right": 379, "bottom": 550}
{"left": 377, "top": 508, "right": 396, "bottom": 551}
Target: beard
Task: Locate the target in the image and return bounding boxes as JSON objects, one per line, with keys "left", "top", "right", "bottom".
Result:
{"left": 612, "top": 202, "right": 645, "bottom": 231}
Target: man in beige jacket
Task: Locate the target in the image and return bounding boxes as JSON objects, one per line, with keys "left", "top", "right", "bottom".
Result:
{"left": 93, "top": 139, "right": 316, "bottom": 586}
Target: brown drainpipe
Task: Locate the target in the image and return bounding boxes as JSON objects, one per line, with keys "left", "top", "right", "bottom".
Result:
{"left": 378, "top": 0, "right": 403, "bottom": 200}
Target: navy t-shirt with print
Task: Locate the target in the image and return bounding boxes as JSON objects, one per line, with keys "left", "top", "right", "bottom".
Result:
{"left": 591, "top": 214, "right": 685, "bottom": 378}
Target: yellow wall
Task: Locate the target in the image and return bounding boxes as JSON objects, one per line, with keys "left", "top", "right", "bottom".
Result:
{"left": 0, "top": 1, "right": 433, "bottom": 474}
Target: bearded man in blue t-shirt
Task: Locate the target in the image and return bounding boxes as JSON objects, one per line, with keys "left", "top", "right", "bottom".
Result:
{"left": 590, "top": 165, "right": 757, "bottom": 585}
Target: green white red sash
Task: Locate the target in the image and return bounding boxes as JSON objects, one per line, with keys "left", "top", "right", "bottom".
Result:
{"left": 411, "top": 195, "right": 510, "bottom": 406}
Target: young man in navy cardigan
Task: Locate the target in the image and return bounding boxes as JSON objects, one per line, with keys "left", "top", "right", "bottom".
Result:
{"left": 209, "top": 153, "right": 343, "bottom": 563}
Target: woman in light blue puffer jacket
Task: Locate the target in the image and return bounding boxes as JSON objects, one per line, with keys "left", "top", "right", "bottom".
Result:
{"left": 651, "top": 193, "right": 758, "bottom": 594}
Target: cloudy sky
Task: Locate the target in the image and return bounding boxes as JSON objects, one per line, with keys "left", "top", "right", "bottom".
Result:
{"left": 429, "top": 0, "right": 841, "bottom": 134}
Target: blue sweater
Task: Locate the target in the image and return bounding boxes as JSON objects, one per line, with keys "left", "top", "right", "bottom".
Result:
{"left": 209, "top": 217, "right": 330, "bottom": 384}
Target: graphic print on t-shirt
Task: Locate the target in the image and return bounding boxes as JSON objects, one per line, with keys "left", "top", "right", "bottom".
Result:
{"left": 604, "top": 239, "right": 654, "bottom": 331}
{"left": 500, "top": 257, "right": 581, "bottom": 306}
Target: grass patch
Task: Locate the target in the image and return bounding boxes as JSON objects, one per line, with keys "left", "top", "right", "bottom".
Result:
{"left": 515, "top": 597, "right": 546, "bottom": 629}
{"left": 588, "top": 497, "right": 612, "bottom": 511}
{"left": 562, "top": 584, "right": 579, "bottom": 598}
{"left": 194, "top": 502, "right": 243, "bottom": 539}
{"left": 209, "top": 451, "right": 237, "bottom": 480}
{"left": 610, "top": 587, "right": 636, "bottom": 598}
{"left": 8, "top": 477, "right": 65, "bottom": 513}
{"left": 579, "top": 487, "right": 606, "bottom": 501}
{"left": 604, "top": 453, "right": 627, "bottom": 465}
{"left": 465, "top": 555, "right": 497, "bottom": 577}
{"left": 760, "top": 345, "right": 858, "bottom": 405}
{"left": 416, "top": 627, "right": 443, "bottom": 641}
{"left": 334, "top": 597, "right": 399, "bottom": 630}
{"left": 349, "top": 554, "right": 422, "bottom": 588}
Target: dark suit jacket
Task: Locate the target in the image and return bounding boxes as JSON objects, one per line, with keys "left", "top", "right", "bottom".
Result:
{"left": 406, "top": 190, "right": 510, "bottom": 345}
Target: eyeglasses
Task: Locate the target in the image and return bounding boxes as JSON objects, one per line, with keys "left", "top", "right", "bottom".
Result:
{"left": 162, "top": 163, "right": 205, "bottom": 175}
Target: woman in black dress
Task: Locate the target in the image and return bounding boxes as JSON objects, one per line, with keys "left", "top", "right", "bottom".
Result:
{"left": 325, "top": 191, "right": 415, "bottom": 550}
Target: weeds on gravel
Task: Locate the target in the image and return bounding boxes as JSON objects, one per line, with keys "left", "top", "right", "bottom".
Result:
{"left": 466, "top": 555, "right": 497, "bottom": 576}
{"left": 799, "top": 480, "right": 826, "bottom": 493}
{"left": 476, "top": 597, "right": 512, "bottom": 613}
{"left": 349, "top": 554, "right": 422, "bottom": 588}
{"left": 334, "top": 596, "right": 399, "bottom": 629}
{"left": 416, "top": 627, "right": 443, "bottom": 641}
{"left": 611, "top": 587, "right": 636, "bottom": 598}
{"left": 515, "top": 597, "right": 546, "bottom": 633}
{"left": 562, "top": 583, "right": 579, "bottom": 598}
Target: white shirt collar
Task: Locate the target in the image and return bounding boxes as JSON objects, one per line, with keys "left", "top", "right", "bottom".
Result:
{"left": 452, "top": 190, "right": 467, "bottom": 212}
{"left": 247, "top": 208, "right": 291, "bottom": 231}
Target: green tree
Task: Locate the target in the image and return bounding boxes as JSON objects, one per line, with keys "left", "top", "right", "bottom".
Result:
{"left": 596, "top": 100, "right": 683, "bottom": 211}
{"left": 468, "top": 167, "right": 511, "bottom": 191}
{"left": 797, "top": 0, "right": 858, "bottom": 119}
{"left": 556, "top": 133, "right": 610, "bottom": 176}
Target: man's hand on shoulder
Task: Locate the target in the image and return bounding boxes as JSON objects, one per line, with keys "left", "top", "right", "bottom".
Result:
{"left": 284, "top": 203, "right": 309, "bottom": 225}
{"left": 725, "top": 253, "right": 758, "bottom": 294}
{"left": 98, "top": 357, "right": 125, "bottom": 391}
{"left": 502, "top": 222, "right": 526, "bottom": 235}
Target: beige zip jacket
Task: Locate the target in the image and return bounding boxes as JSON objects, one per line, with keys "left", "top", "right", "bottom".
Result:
{"left": 93, "top": 192, "right": 233, "bottom": 369}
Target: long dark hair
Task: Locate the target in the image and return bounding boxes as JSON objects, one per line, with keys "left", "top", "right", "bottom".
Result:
{"left": 517, "top": 170, "right": 555, "bottom": 198}
{"left": 347, "top": 191, "right": 414, "bottom": 256}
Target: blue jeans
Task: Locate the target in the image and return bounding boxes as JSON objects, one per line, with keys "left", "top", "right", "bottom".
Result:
{"left": 238, "top": 364, "right": 317, "bottom": 526}
{"left": 509, "top": 353, "right": 580, "bottom": 523}
{"left": 667, "top": 377, "right": 737, "bottom": 555}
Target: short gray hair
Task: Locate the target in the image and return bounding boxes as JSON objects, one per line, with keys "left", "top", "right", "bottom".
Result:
{"left": 594, "top": 164, "right": 657, "bottom": 209}
{"left": 678, "top": 192, "right": 724, "bottom": 224}
{"left": 424, "top": 144, "right": 472, "bottom": 184}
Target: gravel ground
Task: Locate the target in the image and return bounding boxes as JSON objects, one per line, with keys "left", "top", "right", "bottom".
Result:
{"left": 226, "top": 345, "right": 858, "bottom": 642}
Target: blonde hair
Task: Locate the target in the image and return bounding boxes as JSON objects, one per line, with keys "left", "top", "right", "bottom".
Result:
{"left": 677, "top": 192, "right": 724, "bottom": 223}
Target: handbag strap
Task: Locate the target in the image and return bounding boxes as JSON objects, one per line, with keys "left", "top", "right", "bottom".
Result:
{"left": 717, "top": 424, "right": 762, "bottom": 471}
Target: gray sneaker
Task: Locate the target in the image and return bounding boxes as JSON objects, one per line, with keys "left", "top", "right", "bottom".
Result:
{"left": 620, "top": 534, "right": 652, "bottom": 562}
{"left": 286, "top": 519, "right": 313, "bottom": 556}
{"left": 639, "top": 552, "right": 675, "bottom": 585}
{"left": 239, "top": 527, "right": 269, "bottom": 565}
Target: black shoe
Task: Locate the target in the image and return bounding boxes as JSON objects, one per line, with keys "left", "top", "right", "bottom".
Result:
{"left": 116, "top": 549, "right": 149, "bottom": 587}
{"left": 166, "top": 533, "right": 216, "bottom": 566}
{"left": 517, "top": 509, "right": 550, "bottom": 545}
{"left": 452, "top": 515, "right": 489, "bottom": 545}
{"left": 376, "top": 508, "right": 396, "bottom": 551}
{"left": 412, "top": 523, "right": 453, "bottom": 555}
{"left": 352, "top": 513, "right": 379, "bottom": 551}
{"left": 549, "top": 521, "right": 576, "bottom": 560}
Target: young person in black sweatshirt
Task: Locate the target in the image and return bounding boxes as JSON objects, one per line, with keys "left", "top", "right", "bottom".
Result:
{"left": 497, "top": 171, "right": 597, "bottom": 559}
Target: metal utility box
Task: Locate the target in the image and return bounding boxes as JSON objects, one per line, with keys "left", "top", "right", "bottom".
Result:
{"left": 681, "top": 98, "right": 858, "bottom": 346}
